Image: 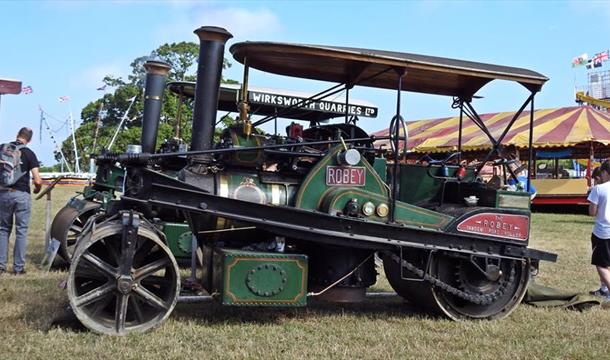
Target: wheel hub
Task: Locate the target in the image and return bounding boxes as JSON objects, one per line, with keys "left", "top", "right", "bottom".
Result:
{"left": 117, "top": 275, "right": 134, "bottom": 295}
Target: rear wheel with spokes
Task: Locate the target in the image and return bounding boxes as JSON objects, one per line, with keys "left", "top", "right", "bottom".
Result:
{"left": 67, "top": 220, "right": 180, "bottom": 335}
{"left": 383, "top": 249, "right": 530, "bottom": 320}
{"left": 51, "top": 202, "right": 101, "bottom": 262}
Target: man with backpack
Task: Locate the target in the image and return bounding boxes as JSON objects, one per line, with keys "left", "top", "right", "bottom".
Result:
{"left": 0, "top": 127, "right": 42, "bottom": 275}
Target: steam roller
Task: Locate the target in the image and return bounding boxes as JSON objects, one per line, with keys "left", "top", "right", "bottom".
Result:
{"left": 64, "top": 25, "right": 557, "bottom": 335}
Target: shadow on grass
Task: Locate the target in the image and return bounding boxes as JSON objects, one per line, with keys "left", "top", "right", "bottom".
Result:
{"left": 44, "top": 296, "right": 437, "bottom": 334}
{"left": 1, "top": 274, "right": 84, "bottom": 333}
{"left": 171, "top": 296, "right": 438, "bottom": 326}
{"left": 47, "top": 305, "right": 87, "bottom": 332}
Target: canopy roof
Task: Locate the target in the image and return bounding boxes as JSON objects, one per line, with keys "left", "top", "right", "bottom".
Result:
{"left": 373, "top": 106, "right": 610, "bottom": 153}
{"left": 167, "top": 81, "right": 377, "bottom": 121}
{"left": 0, "top": 78, "right": 22, "bottom": 95}
{"left": 230, "top": 42, "right": 548, "bottom": 98}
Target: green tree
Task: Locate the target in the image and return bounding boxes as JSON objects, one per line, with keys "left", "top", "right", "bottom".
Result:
{"left": 58, "top": 42, "right": 236, "bottom": 171}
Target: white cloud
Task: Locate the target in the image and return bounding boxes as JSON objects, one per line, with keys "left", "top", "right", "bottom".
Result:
{"left": 154, "top": 4, "right": 282, "bottom": 43}
{"left": 70, "top": 63, "right": 129, "bottom": 89}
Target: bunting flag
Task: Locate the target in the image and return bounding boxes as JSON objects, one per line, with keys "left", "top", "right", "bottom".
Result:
{"left": 373, "top": 106, "right": 610, "bottom": 154}
{"left": 58, "top": 95, "right": 70, "bottom": 102}
{"left": 572, "top": 53, "right": 588, "bottom": 67}
{"left": 22, "top": 85, "right": 33, "bottom": 94}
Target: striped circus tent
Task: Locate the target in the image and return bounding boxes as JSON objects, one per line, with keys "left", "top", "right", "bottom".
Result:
{"left": 373, "top": 105, "right": 610, "bottom": 154}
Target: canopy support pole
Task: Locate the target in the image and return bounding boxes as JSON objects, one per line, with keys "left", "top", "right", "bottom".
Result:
{"left": 457, "top": 99, "right": 464, "bottom": 163}
{"left": 527, "top": 92, "right": 535, "bottom": 192}
{"left": 462, "top": 101, "right": 496, "bottom": 145}
{"left": 390, "top": 71, "right": 406, "bottom": 223}
{"left": 474, "top": 92, "right": 535, "bottom": 177}
{"left": 345, "top": 87, "right": 350, "bottom": 124}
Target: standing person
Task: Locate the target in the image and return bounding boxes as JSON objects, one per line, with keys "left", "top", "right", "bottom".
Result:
{"left": 589, "top": 166, "right": 608, "bottom": 295}
{"left": 592, "top": 167, "right": 603, "bottom": 186}
{"left": 0, "top": 127, "right": 42, "bottom": 275}
{"left": 587, "top": 160, "right": 610, "bottom": 299}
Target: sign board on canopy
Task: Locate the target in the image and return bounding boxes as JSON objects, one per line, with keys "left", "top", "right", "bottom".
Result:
{"left": 248, "top": 90, "right": 378, "bottom": 118}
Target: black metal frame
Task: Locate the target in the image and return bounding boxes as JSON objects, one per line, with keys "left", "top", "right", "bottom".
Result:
{"left": 119, "top": 168, "right": 556, "bottom": 262}
{"left": 449, "top": 92, "right": 538, "bottom": 182}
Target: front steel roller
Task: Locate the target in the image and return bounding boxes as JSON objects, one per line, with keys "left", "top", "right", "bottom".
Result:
{"left": 383, "top": 249, "right": 530, "bottom": 320}
{"left": 67, "top": 220, "right": 180, "bottom": 335}
{"left": 51, "top": 202, "right": 101, "bottom": 262}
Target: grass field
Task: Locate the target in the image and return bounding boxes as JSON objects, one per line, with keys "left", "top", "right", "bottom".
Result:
{"left": 0, "top": 187, "right": 606, "bottom": 359}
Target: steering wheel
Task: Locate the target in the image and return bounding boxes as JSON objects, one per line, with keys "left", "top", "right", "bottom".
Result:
{"left": 425, "top": 152, "right": 462, "bottom": 180}
{"left": 388, "top": 115, "right": 408, "bottom": 161}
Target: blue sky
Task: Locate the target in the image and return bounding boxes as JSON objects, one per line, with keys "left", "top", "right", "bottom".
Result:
{"left": 1, "top": 0, "right": 609, "bottom": 167}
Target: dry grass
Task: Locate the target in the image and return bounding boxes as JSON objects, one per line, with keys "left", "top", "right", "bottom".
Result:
{"left": 0, "top": 187, "right": 605, "bottom": 359}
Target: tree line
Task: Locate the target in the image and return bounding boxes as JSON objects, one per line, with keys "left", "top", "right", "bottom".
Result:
{"left": 57, "top": 42, "right": 236, "bottom": 171}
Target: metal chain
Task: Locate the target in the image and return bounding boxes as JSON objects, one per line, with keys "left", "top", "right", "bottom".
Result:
{"left": 385, "top": 252, "right": 516, "bottom": 305}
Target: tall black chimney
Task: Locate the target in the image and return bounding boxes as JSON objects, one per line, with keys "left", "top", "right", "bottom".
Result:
{"left": 191, "top": 26, "right": 233, "bottom": 151}
{"left": 141, "top": 60, "right": 171, "bottom": 153}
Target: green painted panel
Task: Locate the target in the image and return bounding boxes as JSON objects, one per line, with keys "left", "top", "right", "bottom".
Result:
{"left": 222, "top": 128, "right": 265, "bottom": 166}
{"left": 496, "top": 190, "right": 531, "bottom": 210}
{"left": 214, "top": 249, "right": 308, "bottom": 307}
{"left": 398, "top": 164, "right": 475, "bottom": 205}
{"left": 162, "top": 222, "right": 192, "bottom": 258}
{"left": 94, "top": 165, "right": 125, "bottom": 191}
{"left": 295, "top": 146, "right": 388, "bottom": 210}
{"left": 373, "top": 157, "right": 387, "bottom": 183}
{"left": 321, "top": 188, "right": 453, "bottom": 230}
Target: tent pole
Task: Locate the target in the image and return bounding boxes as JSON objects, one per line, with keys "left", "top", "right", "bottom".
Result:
{"left": 587, "top": 141, "right": 593, "bottom": 186}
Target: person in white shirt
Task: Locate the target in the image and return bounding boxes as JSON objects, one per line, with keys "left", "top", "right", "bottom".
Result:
{"left": 587, "top": 161, "right": 610, "bottom": 299}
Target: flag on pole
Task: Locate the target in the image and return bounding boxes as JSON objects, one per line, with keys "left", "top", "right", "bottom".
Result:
{"left": 22, "top": 85, "right": 33, "bottom": 94}
{"left": 572, "top": 53, "right": 588, "bottom": 67}
{"left": 594, "top": 50, "right": 609, "bottom": 62}
{"left": 586, "top": 59, "right": 594, "bottom": 70}
{"left": 59, "top": 96, "right": 70, "bottom": 102}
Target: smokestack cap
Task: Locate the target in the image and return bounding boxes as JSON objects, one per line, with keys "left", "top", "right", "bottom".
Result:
{"left": 194, "top": 26, "right": 233, "bottom": 43}
{"left": 143, "top": 60, "right": 171, "bottom": 76}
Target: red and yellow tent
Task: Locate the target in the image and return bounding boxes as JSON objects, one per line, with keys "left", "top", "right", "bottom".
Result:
{"left": 374, "top": 105, "right": 610, "bottom": 154}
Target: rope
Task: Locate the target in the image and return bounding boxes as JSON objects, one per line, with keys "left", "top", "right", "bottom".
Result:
{"left": 308, "top": 254, "right": 373, "bottom": 297}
